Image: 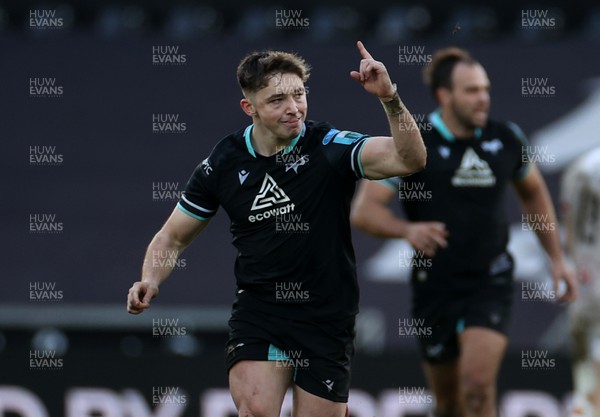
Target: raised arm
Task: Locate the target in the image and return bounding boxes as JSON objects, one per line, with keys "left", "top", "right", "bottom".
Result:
{"left": 127, "top": 207, "right": 209, "bottom": 314}
{"left": 349, "top": 41, "right": 426, "bottom": 179}
{"left": 513, "top": 165, "right": 577, "bottom": 302}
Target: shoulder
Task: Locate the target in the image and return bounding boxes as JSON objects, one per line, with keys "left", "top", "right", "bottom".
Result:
{"left": 186, "top": 128, "right": 246, "bottom": 182}
{"left": 305, "top": 120, "right": 335, "bottom": 134}
{"left": 486, "top": 119, "right": 528, "bottom": 146}
{"left": 203, "top": 127, "right": 247, "bottom": 167}
{"left": 304, "top": 120, "right": 338, "bottom": 144}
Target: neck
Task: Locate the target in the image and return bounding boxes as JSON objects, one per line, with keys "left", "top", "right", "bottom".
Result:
{"left": 440, "top": 111, "right": 476, "bottom": 139}
{"left": 251, "top": 124, "right": 294, "bottom": 157}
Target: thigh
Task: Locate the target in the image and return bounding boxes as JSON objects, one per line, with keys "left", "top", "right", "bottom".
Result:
{"left": 229, "top": 360, "right": 292, "bottom": 417}
{"left": 292, "top": 384, "right": 347, "bottom": 417}
{"left": 458, "top": 327, "right": 507, "bottom": 386}
{"left": 422, "top": 360, "right": 460, "bottom": 406}
{"left": 457, "top": 276, "right": 512, "bottom": 384}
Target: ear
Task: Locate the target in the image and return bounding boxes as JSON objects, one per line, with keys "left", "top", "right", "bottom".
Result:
{"left": 240, "top": 98, "right": 256, "bottom": 117}
{"left": 436, "top": 87, "right": 451, "bottom": 107}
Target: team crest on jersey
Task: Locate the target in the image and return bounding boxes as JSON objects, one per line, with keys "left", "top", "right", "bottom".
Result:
{"left": 481, "top": 138, "right": 503, "bottom": 155}
{"left": 285, "top": 155, "right": 309, "bottom": 173}
{"left": 451, "top": 147, "right": 496, "bottom": 187}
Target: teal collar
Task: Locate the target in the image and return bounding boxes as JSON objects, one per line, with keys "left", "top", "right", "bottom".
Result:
{"left": 244, "top": 123, "right": 306, "bottom": 158}
{"left": 428, "top": 109, "right": 482, "bottom": 142}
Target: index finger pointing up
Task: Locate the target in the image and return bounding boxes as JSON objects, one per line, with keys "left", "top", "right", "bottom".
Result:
{"left": 356, "top": 40, "right": 373, "bottom": 60}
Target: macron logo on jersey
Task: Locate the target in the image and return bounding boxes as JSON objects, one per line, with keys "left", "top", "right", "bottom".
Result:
{"left": 239, "top": 169, "right": 250, "bottom": 185}
{"left": 322, "top": 379, "right": 335, "bottom": 393}
{"left": 438, "top": 145, "right": 451, "bottom": 159}
{"left": 251, "top": 173, "right": 291, "bottom": 210}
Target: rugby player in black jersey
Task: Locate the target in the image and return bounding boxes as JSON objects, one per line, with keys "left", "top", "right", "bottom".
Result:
{"left": 351, "top": 47, "right": 577, "bottom": 417}
{"left": 127, "top": 42, "right": 426, "bottom": 417}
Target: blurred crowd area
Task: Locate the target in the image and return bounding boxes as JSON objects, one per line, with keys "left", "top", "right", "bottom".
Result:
{"left": 3, "top": 0, "right": 600, "bottom": 41}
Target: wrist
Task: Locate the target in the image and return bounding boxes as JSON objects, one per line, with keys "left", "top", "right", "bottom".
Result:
{"left": 141, "top": 279, "right": 159, "bottom": 287}
{"left": 397, "top": 219, "right": 411, "bottom": 238}
{"left": 380, "top": 87, "right": 405, "bottom": 116}
{"left": 379, "top": 83, "right": 397, "bottom": 102}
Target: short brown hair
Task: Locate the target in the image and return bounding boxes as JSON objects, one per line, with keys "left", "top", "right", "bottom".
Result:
{"left": 236, "top": 50, "right": 311, "bottom": 94}
{"left": 423, "top": 47, "right": 478, "bottom": 97}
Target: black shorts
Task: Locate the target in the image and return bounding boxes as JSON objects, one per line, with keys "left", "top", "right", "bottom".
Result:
{"left": 225, "top": 306, "right": 355, "bottom": 403}
{"left": 411, "top": 269, "right": 514, "bottom": 364}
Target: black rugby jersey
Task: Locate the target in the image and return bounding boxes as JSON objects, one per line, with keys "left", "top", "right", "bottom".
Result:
{"left": 178, "top": 121, "right": 369, "bottom": 319}
{"left": 382, "top": 110, "right": 530, "bottom": 282}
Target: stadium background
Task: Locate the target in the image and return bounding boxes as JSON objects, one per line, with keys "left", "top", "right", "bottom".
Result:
{"left": 1, "top": 0, "right": 599, "bottom": 415}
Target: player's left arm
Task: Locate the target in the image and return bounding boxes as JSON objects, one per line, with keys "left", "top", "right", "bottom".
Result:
{"left": 513, "top": 165, "right": 578, "bottom": 302}
{"left": 350, "top": 41, "right": 427, "bottom": 180}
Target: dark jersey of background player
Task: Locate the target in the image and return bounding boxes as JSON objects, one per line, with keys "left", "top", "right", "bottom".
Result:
{"left": 178, "top": 120, "right": 369, "bottom": 320}
{"left": 380, "top": 109, "right": 530, "bottom": 287}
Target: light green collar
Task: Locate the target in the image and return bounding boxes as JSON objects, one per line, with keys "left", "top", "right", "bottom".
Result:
{"left": 244, "top": 123, "right": 306, "bottom": 158}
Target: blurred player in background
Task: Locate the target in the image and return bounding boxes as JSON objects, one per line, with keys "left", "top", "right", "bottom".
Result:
{"left": 127, "top": 42, "right": 426, "bottom": 417}
{"left": 562, "top": 147, "right": 600, "bottom": 417}
{"left": 351, "top": 47, "right": 577, "bottom": 417}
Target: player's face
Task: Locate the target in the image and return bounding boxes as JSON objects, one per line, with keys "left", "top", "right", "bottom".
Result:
{"left": 249, "top": 72, "right": 308, "bottom": 140}
{"left": 448, "top": 63, "right": 490, "bottom": 130}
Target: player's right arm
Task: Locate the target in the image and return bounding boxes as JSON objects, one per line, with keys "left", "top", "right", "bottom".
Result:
{"left": 351, "top": 180, "right": 448, "bottom": 257}
{"left": 127, "top": 208, "right": 209, "bottom": 314}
